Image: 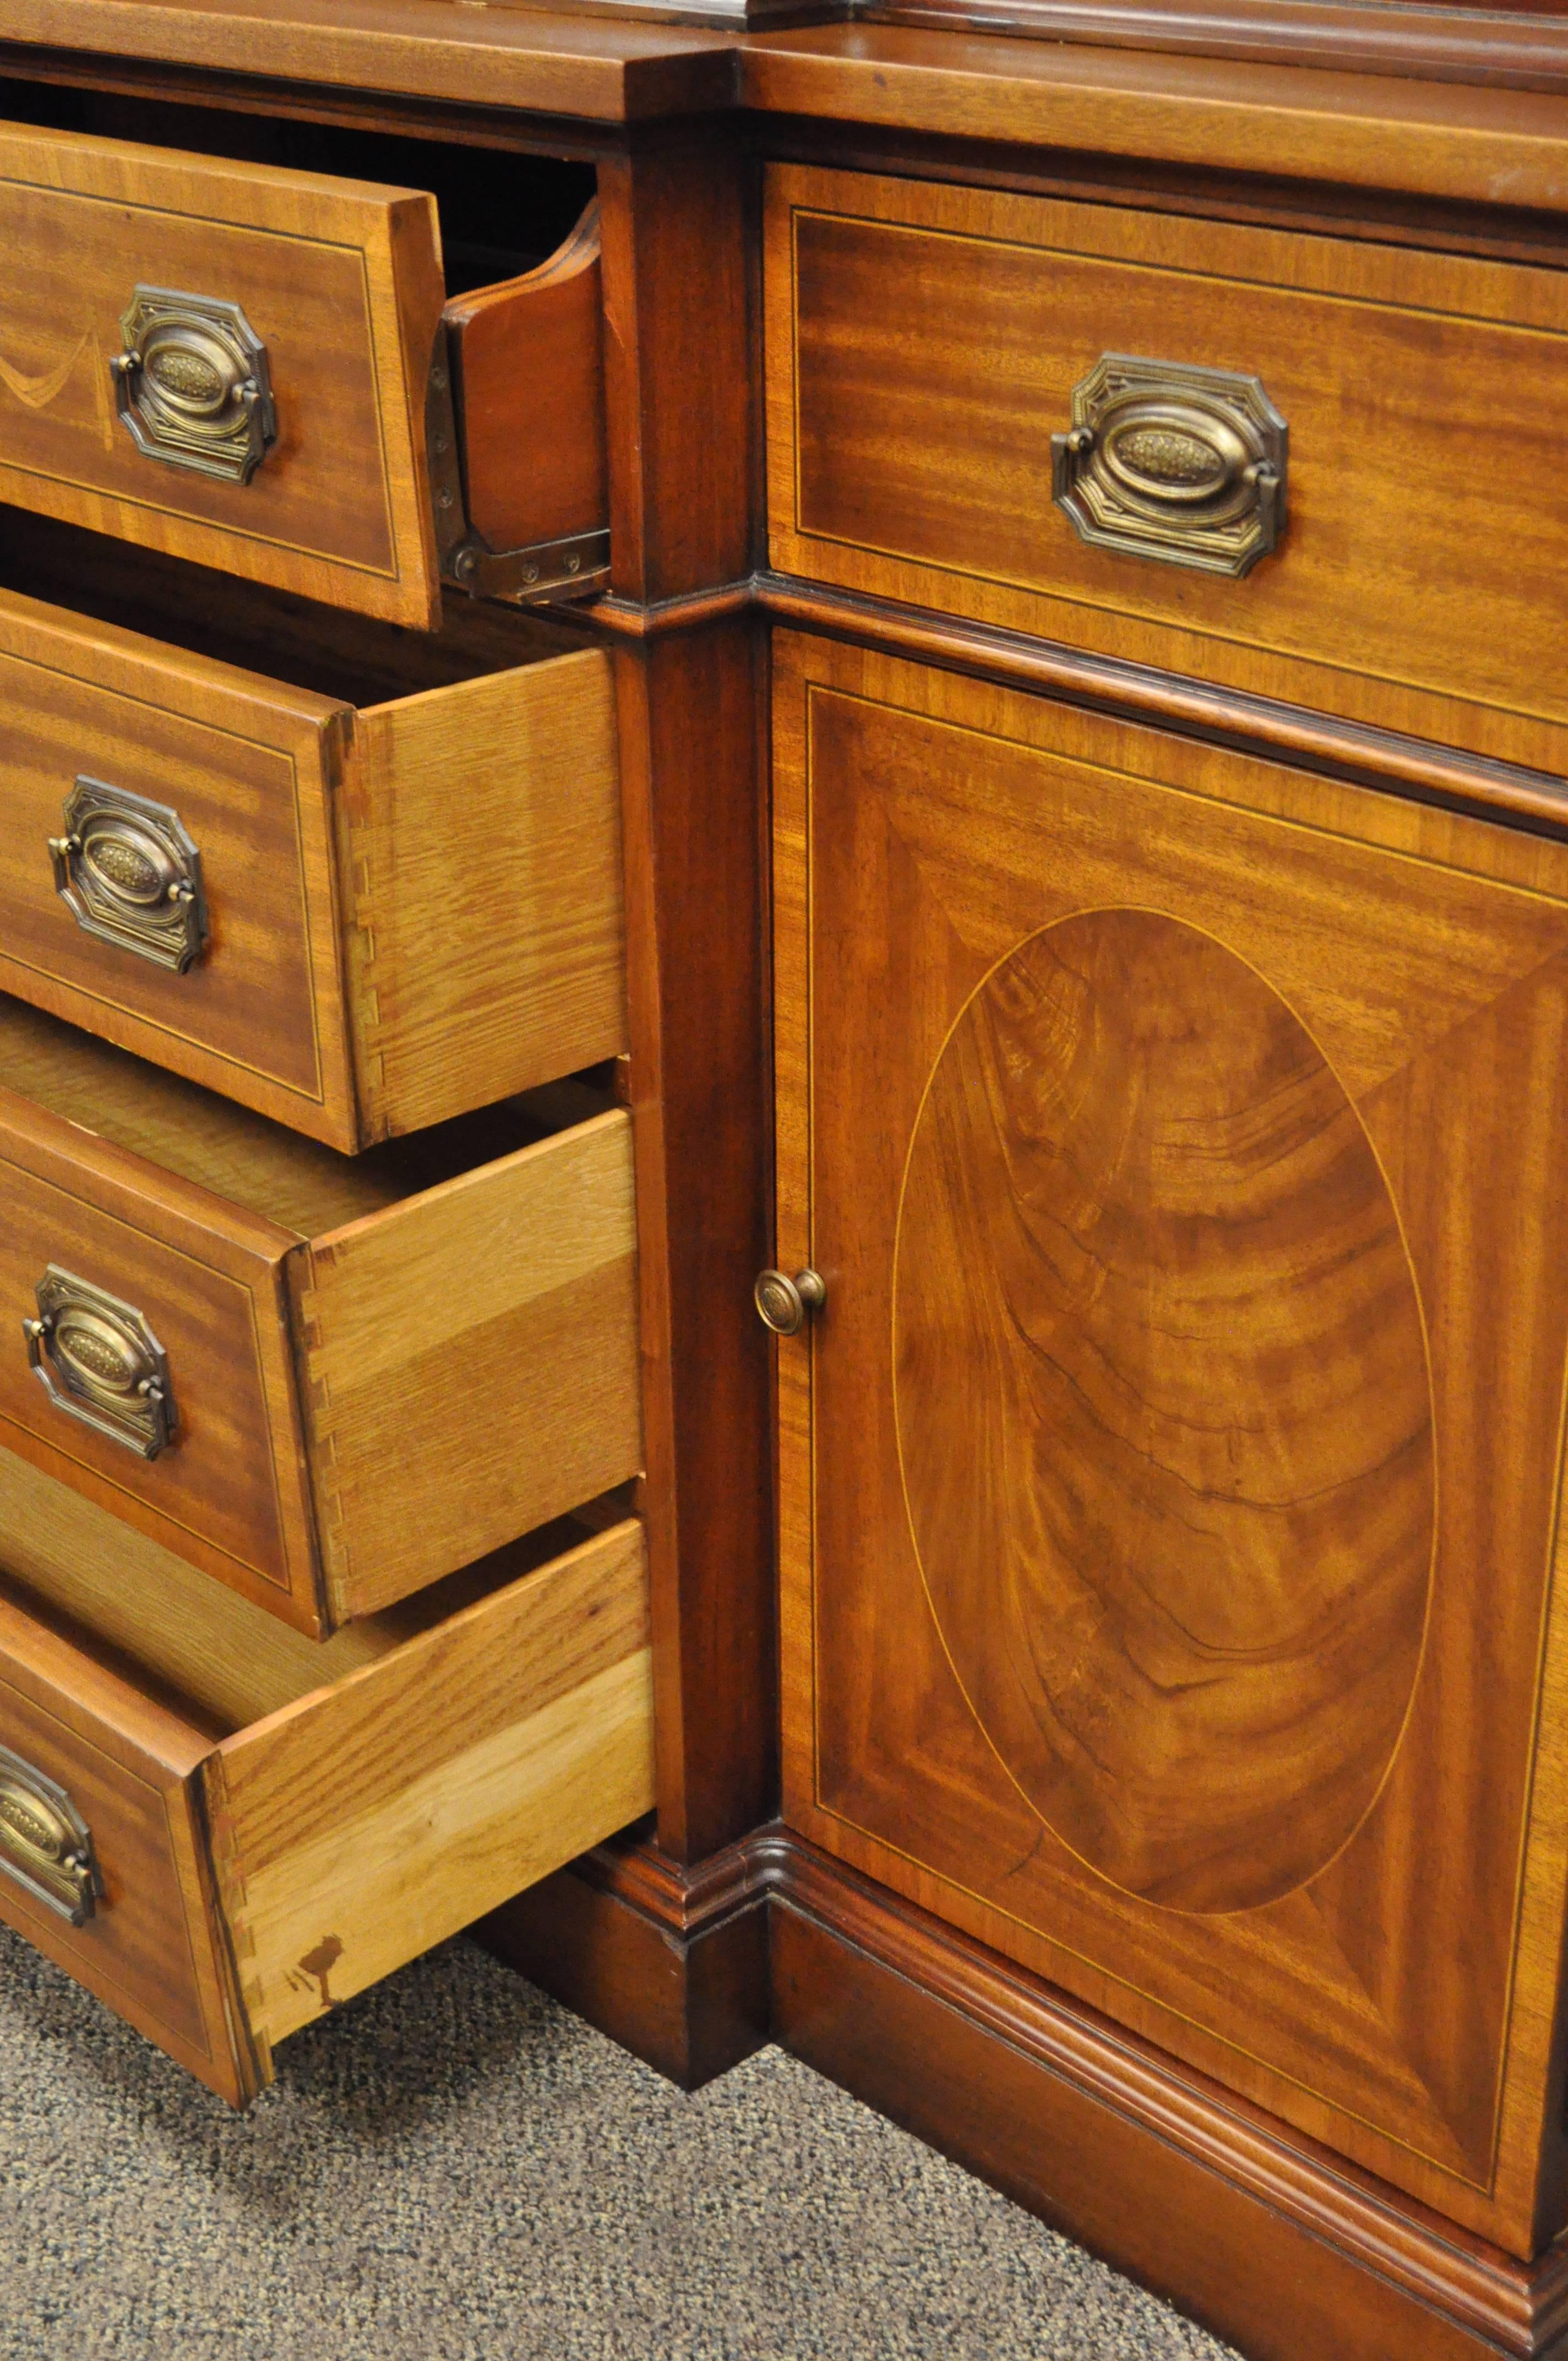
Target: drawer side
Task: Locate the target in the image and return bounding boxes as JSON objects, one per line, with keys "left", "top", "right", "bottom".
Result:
{"left": 207, "top": 1519, "right": 654, "bottom": 2052}
{"left": 345, "top": 646, "right": 626, "bottom": 1140}
{"left": 293, "top": 1107, "right": 643, "bottom": 1620}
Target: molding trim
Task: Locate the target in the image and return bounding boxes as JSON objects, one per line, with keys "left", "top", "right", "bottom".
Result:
{"left": 761, "top": 1830, "right": 1568, "bottom": 2359}
{"left": 569, "top": 572, "right": 1568, "bottom": 837}
{"left": 856, "top": 0, "right": 1568, "bottom": 95}
{"left": 755, "top": 573, "right": 1568, "bottom": 839}
{"left": 488, "top": 1825, "right": 1568, "bottom": 2347}
{"left": 475, "top": 1822, "right": 771, "bottom": 2091}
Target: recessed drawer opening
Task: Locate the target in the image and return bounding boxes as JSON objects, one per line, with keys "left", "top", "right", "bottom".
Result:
{"left": 0, "top": 992, "right": 643, "bottom": 1634}
{"left": 0, "top": 1444, "right": 654, "bottom": 2103}
{"left": 0, "top": 510, "right": 626, "bottom": 1152}
{"left": 0, "top": 91, "right": 607, "bottom": 624}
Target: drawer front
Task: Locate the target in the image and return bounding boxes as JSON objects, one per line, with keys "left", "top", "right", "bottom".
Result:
{"left": 0, "top": 122, "right": 444, "bottom": 625}
{"left": 766, "top": 165, "right": 1568, "bottom": 769}
{"left": 0, "top": 1508, "right": 655, "bottom": 2103}
{"left": 0, "top": 1092, "right": 320, "bottom": 1625}
{"left": 0, "top": 587, "right": 355, "bottom": 1139}
{"left": 0, "top": 1584, "right": 246, "bottom": 2099}
{"left": 0, "top": 584, "right": 625, "bottom": 1151}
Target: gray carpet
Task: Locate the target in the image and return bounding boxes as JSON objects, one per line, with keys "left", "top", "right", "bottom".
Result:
{"left": 0, "top": 1919, "right": 1237, "bottom": 2360}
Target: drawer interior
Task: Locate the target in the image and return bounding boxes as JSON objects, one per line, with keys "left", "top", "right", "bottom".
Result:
{"left": 0, "top": 506, "right": 585, "bottom": 711}
{"left": 0, "top": 1434, "right": 622, "bottom": 1737}
{"left": 0, "top": 79, "right": 598, "bottom": 300}
{"left": 0, "top": 990, "right": 616, "bottom": 1238}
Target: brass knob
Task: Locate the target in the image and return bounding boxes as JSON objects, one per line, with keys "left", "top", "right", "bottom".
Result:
{"left": 754, "top": 1267, "right": 826, "bottom": 1337}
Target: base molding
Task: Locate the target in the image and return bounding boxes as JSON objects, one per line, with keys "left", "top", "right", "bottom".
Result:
{"left": 475, "top": 1819, "right": 770, "bottom": 2092}
{"left": 485, "top": 1823, "right": 1568, "bottom": 2359}
{"left": 763, "top": 1835, "right": 1568, "bottom": 2361}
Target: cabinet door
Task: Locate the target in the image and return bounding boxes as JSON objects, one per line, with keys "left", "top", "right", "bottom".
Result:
{"left": 772, "top": 629, "right": 1568, "bottom": 2256}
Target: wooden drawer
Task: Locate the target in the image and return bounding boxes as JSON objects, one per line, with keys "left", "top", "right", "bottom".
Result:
{"left": 0, "top": 121, "right": 607, "bottom": 627}
{"left": 0, "top": 996, "right": 642, "bottom": 1636}
{"left": 766, "top": 165, "right": 1568, "bottom": 770}
{"left": 0, "top": 526, "right": 625, "bottom": 1150}
{"left": 0, "top": 1447, "right": 654, "bottom": 2105}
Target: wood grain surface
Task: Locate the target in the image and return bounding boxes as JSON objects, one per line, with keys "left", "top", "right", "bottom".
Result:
{"left": 0, "top": 2, "right": 739, "bottom": 127}
{"left": 0, "top": 119, "right": 444, "bottom": 623}
{"left": 0, "top": 562, "right": 624, "bottom": 1148}
{"left": 345, "top": 647, "right": 626, "bottom": 1143}
{"left": 0, "top": 1037, "right": 324, "bottom": 1626}
{"left": 773, "top": 630, "right": 1568, "bottom": 2253}
{"left": 210, "top": 1517, "right": 655, "bottom": 2055}
{"left": 595, "top": 140, "right": 775, "bottom": 1868}
{"left": 770, "top": 1847, "right": 1566, "bottom": 2361}
{"left": 0, "top": 579, "right": 358, "bottom": 1140}
{"left": 293, "top": 1107, "right": 643, "bottom": 1622}
{"left": 0, "top": 1499, "right": 654, "bottom": 2099}
{"left": 742, "top": 31, "right": 1568, "bottom": 213}
{"left": 896, "top": 909, "right": 1434, "bottom": 1915}
{"left": 766, "top": 165, "right": 1568, "bottom": 765}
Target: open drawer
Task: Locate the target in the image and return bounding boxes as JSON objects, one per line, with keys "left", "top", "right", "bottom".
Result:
{"left": 0, "top": 995, "right": 643, "bottom": 1635}
{"left": 0, "top": 117, "right": 607, "bottom": 625}
{"left": 0, "top": 1446, "right": 654, "bottom": 2105}
{"left": 0, "top": 517, "right": 625, "bottom": 1149}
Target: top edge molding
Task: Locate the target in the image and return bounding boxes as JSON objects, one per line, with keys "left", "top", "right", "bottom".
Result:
{"left": 3, "top": 0, "right": 1568, "bottom": 197}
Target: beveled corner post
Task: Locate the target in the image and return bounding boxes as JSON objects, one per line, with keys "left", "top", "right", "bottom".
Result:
{"left": 484, "top": 124, "right": 772, "bottom": 2085}
{"left": 596, "top": 130, "right": 773, "bottom": 1868}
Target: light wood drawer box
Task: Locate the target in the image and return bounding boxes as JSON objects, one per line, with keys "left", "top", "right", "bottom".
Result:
{"left": 0, "top": 996, "right": 642, "bottom": 1637}
{"left": 0, "top": 537, "right": 625, "bottom": 1152}
{"left": 766, "top": 164, "right": 1568, "bottom": 768}
{"left": 0, "top": 119, "right": 607, "bottom": 627}
{"left": 0, "top": 1447, "right": 654, "bottom": 2105}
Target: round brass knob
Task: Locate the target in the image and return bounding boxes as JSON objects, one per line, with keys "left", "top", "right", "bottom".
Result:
{"left": 754, "top": 1267, "right": 826, "bottom": 1337}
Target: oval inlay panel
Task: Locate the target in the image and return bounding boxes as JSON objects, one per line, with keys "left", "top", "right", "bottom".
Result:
{"left": 894, "top": 910, "right": 1434, "bottom": 1914}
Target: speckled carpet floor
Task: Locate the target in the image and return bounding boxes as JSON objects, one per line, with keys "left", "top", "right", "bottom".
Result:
{"left": 0, "top": 1920, "right": 1238, "bottom": 2360}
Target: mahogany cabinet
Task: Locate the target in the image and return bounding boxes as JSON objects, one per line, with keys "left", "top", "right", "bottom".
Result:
{"left": 3, "top": 13, "right": 1568, "bottom": 2361}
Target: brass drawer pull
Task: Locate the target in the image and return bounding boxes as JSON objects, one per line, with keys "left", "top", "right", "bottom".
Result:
{"left": 111, "top": 285, "right": 277, "bottom": 486}
{"left": 1052, "top": 354, "right": 1288, "bottom": 578}
{"left": 49, "top": 778, "right": 209, "bottom": 974}
{"left": 754, "top": 1267, "right": 826, "bottom": 1336}
{"left": 24, "top": 1266, "right": 178, "bottom": 1461}
{"left": 0, "top": 1744, "right": 101, "bottom": 1925}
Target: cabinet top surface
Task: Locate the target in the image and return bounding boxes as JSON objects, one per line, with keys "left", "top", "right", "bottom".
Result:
{"left": 3, "top": 0, "right": 1568, "bottom": 210}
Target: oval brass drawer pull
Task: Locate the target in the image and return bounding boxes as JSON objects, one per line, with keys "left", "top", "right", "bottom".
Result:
{"left": 755, "top": 1267, "right": 826, "bottom": 1336}
{"left": 1052, "top": 353, "right": 1288, "bottom": 578}
{"left": 24, "top": 1266, "right": 178, "bottom": 1461}
{"left": 111, "top": 284, "right": 277, "bottom": 486}
{"left": 0, "top": 1744, "right": 101, "bottom": 1925}
{"left": 48, "top": 777, "right": 209, "bottom": 974}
